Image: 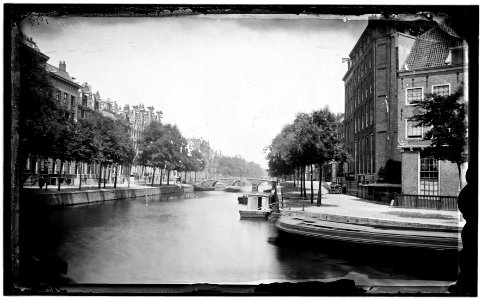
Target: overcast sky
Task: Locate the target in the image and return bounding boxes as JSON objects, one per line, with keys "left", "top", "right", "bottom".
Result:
{"left": 21, "top": 15, "right": 367, "bottom": 169}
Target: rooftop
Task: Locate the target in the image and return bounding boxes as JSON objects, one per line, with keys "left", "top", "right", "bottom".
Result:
{"left": 403, "top": 24, "right": 464, "bottom": 70}
{"left": 46, "top": 63, "right": 80, "bottom": 86}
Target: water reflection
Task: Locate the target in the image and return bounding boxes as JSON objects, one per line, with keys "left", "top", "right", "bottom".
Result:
{"left": 28, "top": 191, "right": 457, "bottom": 284}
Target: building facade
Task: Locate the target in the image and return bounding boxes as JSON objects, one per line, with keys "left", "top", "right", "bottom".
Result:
{"left": 342, "top": 17, "right": 431, "bottom": 188}
{"left": 397, "top": 23, "right": 468, "bottom": 197}
{"left": 46, "top": 61, "right": 82, "bottom": 122}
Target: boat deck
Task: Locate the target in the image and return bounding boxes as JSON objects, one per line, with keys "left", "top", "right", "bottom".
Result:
{"left": 276, "top": 216, "right": 461, "bottom": 251}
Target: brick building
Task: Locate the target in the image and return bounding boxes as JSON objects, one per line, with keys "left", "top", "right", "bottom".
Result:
{"left": 46, "top": 61, "right": 82, "bottom": 121}
{"left": 342, "top": 17, "right": 432, "bottom": 191}
{"left": 397, "top": 22, "right": 468, "bottom": 197}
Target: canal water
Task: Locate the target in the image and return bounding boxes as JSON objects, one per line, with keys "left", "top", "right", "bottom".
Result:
{"left": 29, "top": 191, "right": 458, "bottom": 285}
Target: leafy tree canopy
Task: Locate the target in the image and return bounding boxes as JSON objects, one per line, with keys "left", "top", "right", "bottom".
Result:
{"left": 410, "top": 87, "right": 467, "bottom": 166}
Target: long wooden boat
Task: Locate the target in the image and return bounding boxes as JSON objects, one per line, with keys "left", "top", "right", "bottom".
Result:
{"left": 276, "top": 216, "right": 461, "bottom": 251}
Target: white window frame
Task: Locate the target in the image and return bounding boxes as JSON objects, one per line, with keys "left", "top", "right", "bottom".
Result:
{"left": 418, "top": 153, "right": 440, "bottom": 196}
{"left": 406, "top": 87, "right": 424, "bottom": 106}
{"left": 432, "top": 83, "right": 451, "bottom": 96}
{"left": 405, "top": 119, "right": 424, "bottom": 139}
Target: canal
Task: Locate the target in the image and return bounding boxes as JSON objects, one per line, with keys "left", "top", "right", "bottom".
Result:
{"left": 24, "top": 190, "right": 458, "bottom": 285}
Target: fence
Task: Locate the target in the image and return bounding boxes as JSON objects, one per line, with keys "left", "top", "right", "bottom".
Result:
{"left": 393, "top": 193, "right": 458, "bottom": 211}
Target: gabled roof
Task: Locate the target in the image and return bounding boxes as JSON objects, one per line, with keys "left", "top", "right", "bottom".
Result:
{"left": 46, "top": 63, "right": 81, "bottom": 87}
{"left": 403, "top": 25, "right": 463, "bottom": 70}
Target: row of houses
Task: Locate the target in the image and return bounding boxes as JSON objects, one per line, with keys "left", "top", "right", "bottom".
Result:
{"left": 327, "top": 15, "right": 468, "bottom": 200}
{"left": 21, "top": 36, "right": 168, "bottom": 186}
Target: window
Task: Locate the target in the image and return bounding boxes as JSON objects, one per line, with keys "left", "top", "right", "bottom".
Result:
{"left": 361, "top": 107, "right": 365, "bottom": 129}
{"left": 406, "top": 120, "right": 423, "bottom": 138}
{"left": 370, "top": 101, "right": 373, "bottom": 124}
{"left": 365, "top": 105, "right": 368, "bottom": 128}
{"left": 361, "top": 83, "right": 364, "bottom": 101}
{"left": 354, "top": 113, "right": 357, "bottom": 132}
{"left": 406, "top": 87, "right": 423, "bottom": 105}
{"left": 71, "top": 96, "right": 75, "bottom": 107}
{"left": 433, "top": 84, "right": 450, "bottom": 97}
{"left": 64, "top": 93, "right": 68, "bottom": 105}
{"left": 56, "top": 90, "right": 61, "bottom": 101}
{"left": 420, "top": 155, "right": 439, "bottom": 196}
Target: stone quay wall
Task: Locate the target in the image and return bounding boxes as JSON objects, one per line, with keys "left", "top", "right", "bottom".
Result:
{"left": 27, "top": 185, "right": 187, "bottom": 207}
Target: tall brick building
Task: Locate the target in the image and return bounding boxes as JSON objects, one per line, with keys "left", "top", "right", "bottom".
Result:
{"left": 342, "top": 17, "right": 431, "bottom": 189}
{"left": 397, "top": 21, "right": 468, "bottom": 197}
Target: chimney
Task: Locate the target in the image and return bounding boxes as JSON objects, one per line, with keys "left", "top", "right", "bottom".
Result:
{"left": 59, "top": 61, "right": 66, "bottom": 71}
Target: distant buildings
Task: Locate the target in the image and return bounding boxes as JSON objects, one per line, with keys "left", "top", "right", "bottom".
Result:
{"left": 187, "top": 137, "right": 214, "bottom": 180}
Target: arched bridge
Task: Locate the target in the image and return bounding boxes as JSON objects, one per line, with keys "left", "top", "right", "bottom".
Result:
{"left": 196, "top": 178, "right": 277, "bottom": 189}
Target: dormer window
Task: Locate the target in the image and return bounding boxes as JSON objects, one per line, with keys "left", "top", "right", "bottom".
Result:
{"left": 445, "top": 46, "right": 465, "bottom": 65}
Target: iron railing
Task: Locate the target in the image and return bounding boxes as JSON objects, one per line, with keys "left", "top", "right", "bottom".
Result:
{"left": 393, "top": 193, "right": 458, "bottom": 211}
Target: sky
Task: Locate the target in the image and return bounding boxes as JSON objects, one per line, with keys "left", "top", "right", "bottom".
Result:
{"left": 21, "top": 14, "right": 368, "bottom": 169}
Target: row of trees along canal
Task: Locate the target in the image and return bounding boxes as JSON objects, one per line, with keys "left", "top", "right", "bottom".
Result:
{"left": 18, "top": 35, "right": 136, "bottom": 191}
{"left": 17, "top": 31, "right": 264, "bottom": 192}
{"left": 265, "top": 108, "right": 349, "bottom": 207}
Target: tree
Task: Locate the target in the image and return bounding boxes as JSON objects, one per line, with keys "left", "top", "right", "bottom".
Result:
{"left": 189, "top": 149, "right": 205, "bottom": 182}
{"left": 110, "top": 120, "right": 135, "bottom": 188}
{"left": 18, "top": 33, "right": 64, "bottom": 183}
{"left": 410, "top": 87, "right": 467, "bottom": 190}
{"left": 137, "top": 122, "right": 188, "bottom": 186}
{"left": 71, "top": 118, "right": 101, "bottom": 190}
{"left": 50, "top": 114, "right": 78, "bottom": 191}
{"left": 311, "top": 108, "right": 349, "bottom": 206}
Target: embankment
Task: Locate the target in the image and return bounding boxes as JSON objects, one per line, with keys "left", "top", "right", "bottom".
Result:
{"left": 24, "top": 185, "right": 189, "bottom": 207}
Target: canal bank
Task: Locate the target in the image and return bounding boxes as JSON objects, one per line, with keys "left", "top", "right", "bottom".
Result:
{"left": 22, "top": 184, "right": 193, "bottom": 207}
{"left": 279, "top": 191, "right": 463, "bottom": 231}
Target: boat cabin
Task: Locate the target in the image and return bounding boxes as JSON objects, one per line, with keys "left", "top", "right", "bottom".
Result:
{"left": 246, "top": 193, "right": 270, "bottom": 210}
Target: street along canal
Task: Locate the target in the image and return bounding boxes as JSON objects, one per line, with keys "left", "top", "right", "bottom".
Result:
{"left": 23, "top": 190, "right": 458, "bottom": 285}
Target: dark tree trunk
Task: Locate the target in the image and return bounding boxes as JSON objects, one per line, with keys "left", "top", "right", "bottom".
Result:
{"left": 184, "top": 171, "right": 187, "bottom": 183}
{"left": 293, "top": 168, "right": 296, "bottom": 188}
{"left": 151, "top": 168, "right": 156, "bottom": 186}
{"left": 57, "top": 160, "right": 63, "bottom": 191}
{"left": 114, "top": 164, "right": 118, "bottom": 189}
{"left": 303, "top": 166, "right": 307, "bottom": 199}
{"left": 299, "top": 166, "right": 303, "bottom": 197}
{"left": 45, "top": 159, "right": 49, "bottom": 190}
{"left": 79, "top": 163, "right": 83, "bottom": 190}
{"left": 167, "top": 170, "right": 170, "bottom": 185}
{"left": 310, "top": 164, "right": 314, "bottom": 203}
{"left": 195, "top": 171, "right": 197, "bottom": 182}
{"left": 317, "top": 164, "right": 323, "bottom": 207}
{"left": 103, "top": 165, "right": 107, "bottom": 188}
{"left": 107, "top": 166, "right": 111, "bottom": 186}
{"left": 98, "top": 164, "right": 102, "bottom": 189}
{"left": 159, "top": 168, "right": 163, "bottom": 186}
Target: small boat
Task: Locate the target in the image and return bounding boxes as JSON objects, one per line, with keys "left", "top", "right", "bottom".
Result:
{"left": 193, "top": 185, "right": 215, "bottom": 191}
{"left": 239, "top": 193, "right": 272, "bottom": 218}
